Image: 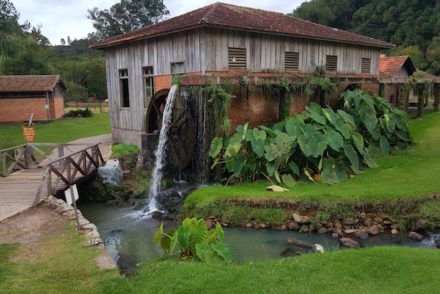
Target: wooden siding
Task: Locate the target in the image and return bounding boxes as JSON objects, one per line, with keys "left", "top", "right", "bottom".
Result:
{"left": 203, "top": 29, "right": 380, "bottom": 74}
{"left": 104, "top": 29, "right": 204, "bottom": 132}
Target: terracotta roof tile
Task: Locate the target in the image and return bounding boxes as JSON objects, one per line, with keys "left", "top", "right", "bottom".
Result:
{"left": 91, "top": 2, "right": 394, "bottom": 49}
{"left": 379, "top": 56, "right": 415, "bottom": 78}
{"left": 0, "top": 75, "right": 65, "bottom": 92}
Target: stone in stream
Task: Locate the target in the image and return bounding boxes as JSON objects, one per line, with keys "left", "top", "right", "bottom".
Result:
{"left": 435, "top": 239, "right": 440, "bottom": 249}
{"left": 391, "top": 229, "right": 399, "bottom": 236}
{"left": 280, "top": 248, "right": 300, "bottom": 257}
{"left": 354, "top": 230, "right": 369, "bottom": 240}
{"left": 287, "top": 221, "right": 299, "bottom": 231}
{"left": 367, "top": 225, "right": 380, "bottom": 236}
{"left": 292, "top": 214, "right": 311, "bottom": 224}
{"left": 416, "top": 219, "right": 426, "bottom": 229}
{"left": 340, "top": 237, "right": 360, "bottom": 249}
{"left": 154, "top": 189, "right": 186, "bottom": 219}
{"left": 408, "top": 231, "right": 424, "bottom": 241}
{"left": 287, "top": 237, "right": 324, "bottom": 253}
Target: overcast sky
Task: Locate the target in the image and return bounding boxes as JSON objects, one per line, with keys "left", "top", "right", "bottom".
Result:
{"left": 12, "top": 0, "right": 305, "bottom": 45}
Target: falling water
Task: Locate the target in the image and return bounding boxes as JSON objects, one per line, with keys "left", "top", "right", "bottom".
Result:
{"left": 146, "top": 85, "right": 178, "bottom": 214}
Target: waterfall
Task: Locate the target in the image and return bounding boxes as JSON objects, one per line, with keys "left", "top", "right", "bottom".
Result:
{"left": 146, "top": 85, "right": 178, "bottom": 214}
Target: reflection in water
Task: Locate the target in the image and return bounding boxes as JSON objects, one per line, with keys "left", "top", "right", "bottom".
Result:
{"left": 79, "top": 203, "right": 438, "bottom": 275}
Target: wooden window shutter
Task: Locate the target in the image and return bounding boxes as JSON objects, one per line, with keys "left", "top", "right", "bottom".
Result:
{"left": 361, "top": 58, "right": 371, "bottom": 74}
{"left": 285, "top": 52, "right": 299, "bottom": 71}
{"left": 228, "top": 47, "right": 246, "bottom": 69}
{"left": 326, "top": 55, "right": 337, "bottom": 72}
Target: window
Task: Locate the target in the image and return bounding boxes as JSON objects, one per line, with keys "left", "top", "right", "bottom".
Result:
{"left": 119, "top": 69, "right": 130, "bottom": 108}
{"left": 361, "top": 58, "right": 371, "bottom": 74}
{"left": 228, "top": 47, "right": 246, "bottom": 69}
{"left": 325, "top": 55, "right": 337, "bottom": 72}
{"left": 285, "top": 52, "right": 299, "bottom": 71}
{"left": 171, "top": 62, "right": 185, "bottom": 75}
{"left": 143, "top": 66, "right": 154, "bottom": 108}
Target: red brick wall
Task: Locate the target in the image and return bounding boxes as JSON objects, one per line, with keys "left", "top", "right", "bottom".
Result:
{"left": 53, "top": 97, "right": 64, "bottom": 118}
{"left": 0, "top": 98, "right": 48, "bottom": 122}
{"left": 155, "top": 75, "right": 172, "bottom": 93}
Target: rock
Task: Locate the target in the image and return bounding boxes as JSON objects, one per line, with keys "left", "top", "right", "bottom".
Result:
{"left": 222, "top": 223, "right": 229, "bottom": 227}
{"left": 260, "top": 223, "right": 267, "bottom": 229}
{"left": 408, "top": 231, "right": 424, "bottom": 241}
{"left": 364, "top": 218, "right": 373, "bottom": 227}
{"left": 292, "top": 214, "right": 311, "bottom": 224}
{"left": 205, "top": 219, "right": 215, "bottom": 230}
{"left": 288, "top": 221, "right": 300, "bottom": 231}
{"left": 344, "top": 229, "right": 357, "bottom": 234}
{"left": 373, "top": 217, "right": 383, "bottom": 224}
{"left": 343, "top": 218, "right": 357, "bottom": 225}
{"left": 391, "top": 229, "right": 399, "bottom": 236}
{"left": 354, "top": 230, "right": 369, "bottom": 240}
{"left": 246, "top": 223, "right": 253, "bottom": 228}
{"left": 416, "top": 219, "right": 426, "bottom": 229}
{"left": 331, "top": 233, "right": 339, "bottom": 238}
{"left": 327, "top": 222, "right": 334, "bottom": 228}
{"left": 300, "top": 225, "right": 310, "bottom": 233}
{"left": 367, "top": 225, "right": 379, "bottom": 236}
{"left": 340, "top": 238, "right": 360, "bottom": 249}
{"left": 383, "top": 220, "right": 393, "bottom": 226}
{"left": 155, "top": 189, "right": 185, "bottom": 215}
{"left": 334, "top": 222, "right": 342, "bottom": 229}
{"left": 435, "top": 239, "right": 440, "bottom": 249}
{"left": 317, "top": 227, "right": 328, "bottom": 234}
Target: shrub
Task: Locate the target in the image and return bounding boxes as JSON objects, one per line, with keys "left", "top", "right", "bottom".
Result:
{"left": 209, "top": 91, "right": 411, "bottom": 185}
{"left": 111, "top": 144, "right": 139, "bottom": 169}
{"left": 63, "top": 108, "right": 93, "bottom": 118}
{"left": 154, "top": 218, "right": 233, "bottom": 263}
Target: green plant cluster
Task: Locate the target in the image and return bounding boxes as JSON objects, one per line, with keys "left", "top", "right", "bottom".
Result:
{"left": 154, "top": 218, "right": 233, "bottom": 263}
{"left": 111, "top": 143, "right": 139, "bottom": 169}
{"left": 63, "top": 108, "right": 93, "bottom": 118}
{"left": 206, "top": 82, "right": 235, "bottom": 137}
{"left": 209, "top": 90, "right": 410, "bottom": 185}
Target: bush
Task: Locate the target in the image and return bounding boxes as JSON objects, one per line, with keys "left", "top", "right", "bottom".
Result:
{"left": 209, "top": 91, "right": 411, "bottom": 185}
{"left": 63, "top": 108, "right": 93, "bottom": 118}
{"left": 154, "top": 218, "right": 233, "bottom": 263}
{"left": 111, "top": 144, "right": 139, "bottom": 169}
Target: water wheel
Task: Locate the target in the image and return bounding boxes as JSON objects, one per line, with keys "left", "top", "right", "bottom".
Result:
{"left": 146, "top": 89, "right": 195, "bottom": 172}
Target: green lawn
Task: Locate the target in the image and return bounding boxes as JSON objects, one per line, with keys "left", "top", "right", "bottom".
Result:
{"left": 2, "top": 225, "right": 440, "bottom": 294}
{"left": 0, "top": 114, "right": 110, "bottom": 150}
{"left": 187, "top": 112, "right": 440, "bottom": 206}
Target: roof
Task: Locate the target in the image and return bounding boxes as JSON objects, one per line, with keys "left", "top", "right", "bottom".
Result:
{"left": 0, "top": 75, "right": 65, "bottom": 93}
{"left": 91, "top": 2, "right": 394, "bottom": 50}
{"left": 379, "top": 55, "right": 416, "bottom": 78}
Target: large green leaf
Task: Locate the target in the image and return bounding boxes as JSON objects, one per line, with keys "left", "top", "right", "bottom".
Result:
{"left": 321, "top": 158, "right": 348, "bottom": 184}
{"left": 359, "top": 102, "right": 378, "bottom": 135}
{"left": 379, "top": 135, "right": 391, "bottom": 155}
{"left": 212, "top": 241, "right": 233, "bottom": 263}
{"left": 177, "top": 222, "right": 191, "bottom": 252}
{"left": 195, "top": 241, "right": 214, "bottom": 262}
{"left": 285, "top": 116, "right": 304, "bottom": 137}
{"left": 224, "top": 143, "right": 241, "bottom": 158}
{"left": 337, "top": 110, "right": 356, "bottom": 130}
{"left": 282, "top": 174, "right": 296, "bottom": 187}
{"left": 189, "top": 219, "right": 208, "bottom": 252}
{"left": 266, "top": 162, "right": 276, "bottom": 176}
{"left": 298, "top": 130, "right": 328, "bottom": 158}
{"left": 308, "top": 102, "right": 326, "bottom": 125}
{"left": 225, "top": 156, "right": 246, "bottom": 176}
{"left": 289, "top": 161, "right": 300, "bottom": 176}
{"left": 363, "top": 150, "right": 377, "bottom": 168}
{"left": 325, "top": 128, "right": 344, "bottom": 151}
{"left": 352, "top": 132, "right": 364, "bottom": 153}
{"left": 209, "top": 137, "right": 223, "bottom": 158}
{"left": 169, "top": 232, "right": 179, "bottom": 255}
{"left": 153, "top": 223, "right": 163, "bottom": 246}
{"left": 343, "top": 143, "right": 360, "bottom": 172}
{"left": 215, "top": 223, "right": 224, "bottom": 242}
{"left": 251, "top": 139, "right": 265, "bottom": 158}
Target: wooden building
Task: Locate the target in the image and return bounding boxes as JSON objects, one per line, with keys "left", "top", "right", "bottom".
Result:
{"left": 0, "top": 75, "right": 66, "bottom": 123}
{"left": 92, "top": 2, "right": 394, "bottom": 147}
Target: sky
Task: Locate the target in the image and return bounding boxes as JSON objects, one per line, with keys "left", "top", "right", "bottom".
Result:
{"left": 12, "top": 0, "right": 305, "bottom": 45}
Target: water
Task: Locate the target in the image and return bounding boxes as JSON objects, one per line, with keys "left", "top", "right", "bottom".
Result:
{"left": 147, "top": 85, "right": 179, "bottom": 214}
{"left": 79, "top": 203, "right": 439, "bottom": 275}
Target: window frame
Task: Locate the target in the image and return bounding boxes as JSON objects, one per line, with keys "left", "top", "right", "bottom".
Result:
{"left": 325, "top": 55, "right": 338, "bottom": 72}
{"left": 143, "top": 66, "right": 155, "bottom": 109}
{"left": 119, "top": 69, "right": 130, "bottom": 108}
{"left": 228, "top": 47, "right": 247, "bottom": 69}
{"left": 285, "top": 51, "right": 300, "bottom": 72}
{"left": 361, "top": 57, "right": 371, "bottom": 74}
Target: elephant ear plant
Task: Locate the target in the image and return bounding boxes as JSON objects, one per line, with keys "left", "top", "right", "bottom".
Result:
{"left": 154, "top": 218, "right": 233, "bottom": 263}
{"left": 209, "top": 90, "right": 411, "bottom": 185}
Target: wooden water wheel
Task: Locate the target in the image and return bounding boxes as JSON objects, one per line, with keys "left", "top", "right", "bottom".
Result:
{"left": 146, "top": 89, "right": 195, "bottom": 172}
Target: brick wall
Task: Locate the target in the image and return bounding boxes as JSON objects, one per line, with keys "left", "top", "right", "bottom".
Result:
{"left": 155, "top": 75, "right": 172, "bottom": 93}
{"left": 0, "top": 98, "right": 48, "bottom": 122}
{"left": 53, "top": 97, "right": 64, "bottom": 118}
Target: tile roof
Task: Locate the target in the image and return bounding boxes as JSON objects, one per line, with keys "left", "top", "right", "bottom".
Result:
{"left": 91, "top": 2, "right": 394, "bottom": 49}
{"left": 379, "top": 56, "right": 415, "bottom": 78}
{"left": 0, "top": 75, "right": 65, "bottom": 92}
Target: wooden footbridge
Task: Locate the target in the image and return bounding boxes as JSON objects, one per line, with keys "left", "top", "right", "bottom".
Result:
{"left": 0, "top": 143, "right": 105, "bottom": 221}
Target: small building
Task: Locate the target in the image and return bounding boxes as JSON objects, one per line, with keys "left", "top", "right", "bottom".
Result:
{"left": 0, "top": 75, "right": 66, "bottom": 123}
{"left": 379, "top": 55, "right": 440, "bottom": 109}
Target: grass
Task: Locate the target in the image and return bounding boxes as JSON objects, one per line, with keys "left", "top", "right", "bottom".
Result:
{"left": 0, "top": 113, "right": 110, "bottom": 150}
{"left": 186, "top": 112, "right": 440, "bottom": 206}
{"left": 2, "top": 233, "right": 440, "bottom": 293}
{"left": 0, "top": 224, "right": 127, "bottom": 294}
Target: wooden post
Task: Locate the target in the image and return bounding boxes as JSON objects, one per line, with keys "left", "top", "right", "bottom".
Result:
{"left": 417, "top": 84, "right": 425, "bottom": 118}
{"left": 1, "top": 153, "right": 7, "bottom": 177}
{"left": 47, "top": 168, "right": 52, "bottom": 196}
{"left": 99, "top": 101, "right": 103, "bottom": 113}
{"left": 69, "top": 185, "right": 81, "bottom": 230}
{"left": 24, "top": 145, "right": 34, "bottom": 168}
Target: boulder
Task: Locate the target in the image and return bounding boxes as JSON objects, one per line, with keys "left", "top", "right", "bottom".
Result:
{"left": 340, "top": 237, "right": 360, "bottom": 249}
{"left": 331, "top": 232, "right": 339, "bottom": 239}
{"left": 367, "top": 225, "right": 379, "bottom": 236}
{"left": 408, "top": 231, "right": 424, "bottom": 241}
{"left": 363, "top": 218, "right": 373, "bottom": 227}
{"left": 205, "top": 219, "right": 215, "bottom": 230}
{"left": 317, "top": 227, "right": 328, "bottom": 234}
{"left": 343, "top": 218, "right": 357, "bottom": 225}
{"left": 391, "top": 229, "right": 399, "bottom": 236}
{"left": 292, "top": 214, "right": 311, "bottom": 224}
{"left": 416, "top": 219, "right": 426, "bottom": 230}
{"left": 246, "top": 223, "right": 253, "bottom": 228}
{"left": 435, "top": 239, "right": 440, "bottom": 249}
{"left": 280, "top": 248, "right": 300, "bottom": 257}
{"left": 344, "top": 229, "right": 357, "bottom": 234}
{"left": 288, "top": 221, "right": 300, "bottom": 231}
{"left": 300, "top": 225, "right": 310, "bottom": 233}
{"left": 354, "top": 230, "right": 369, "bottom": 240}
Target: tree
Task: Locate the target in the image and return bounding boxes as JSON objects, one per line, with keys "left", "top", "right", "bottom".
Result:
{"left": 88, "top": 0, "right": 169, "bottom": 39}
{"left": 60, "top": 38, "right": 66, "bottom": 46}
{"left": 67, "top": 35, "right": 72, "bottom": 45}
{"left": 427, "top": 36, "right": 440, "bottom": 75}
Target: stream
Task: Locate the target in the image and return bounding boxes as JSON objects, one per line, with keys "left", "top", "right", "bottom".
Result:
{"left": 79, "top": 203, "right": 439, "bottom": 275}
